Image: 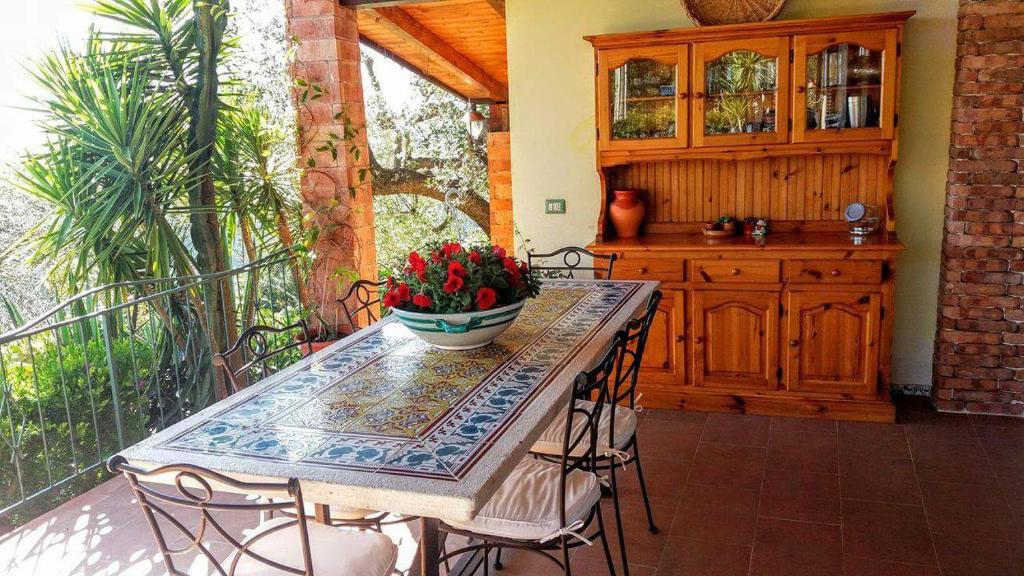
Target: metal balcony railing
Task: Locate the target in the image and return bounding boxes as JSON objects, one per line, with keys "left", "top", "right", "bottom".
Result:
{"left": 0, "top": 251, "right": 305, "bottom": 525}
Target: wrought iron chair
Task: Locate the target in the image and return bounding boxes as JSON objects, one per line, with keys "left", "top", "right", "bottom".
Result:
{"left": 437, "top": 333, "right": 623, "bottom": 576}
{"left": 528, "top": 290, "right": 663, "bottom": 575}
{"left": 337, "top": 279, "right": 387, "bottom": 333}
{"left": 106, "top": 455, "right": 398, "bottom": 576}
{"left": 527, "top": 247, "right": 617, "bottom": 280}
{"left": 212, "top": 320, "right": 313, "bottom": 396}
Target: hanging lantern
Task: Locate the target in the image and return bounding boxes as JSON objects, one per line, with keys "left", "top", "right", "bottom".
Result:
{"left": 465, "top": 101, "right": 486, "bottom": 140}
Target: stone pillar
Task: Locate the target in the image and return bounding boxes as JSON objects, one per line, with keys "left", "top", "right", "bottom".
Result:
{"left": 933, "top": 0, "right": 1024, "bottom": 416}
{"left": 287, "top": 0, "right": 377, "bottom": 333}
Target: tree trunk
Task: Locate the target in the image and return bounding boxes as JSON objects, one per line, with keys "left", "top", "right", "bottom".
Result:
{"left": 373, "top": 166, "right": 491, "bottom": 236}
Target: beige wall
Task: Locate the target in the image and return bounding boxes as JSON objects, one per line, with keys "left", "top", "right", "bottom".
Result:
{"left": 506, "top": 0, "right": 958, "bottom": 391}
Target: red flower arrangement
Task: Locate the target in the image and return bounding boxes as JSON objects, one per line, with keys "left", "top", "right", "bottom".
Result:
{"left": 383, "top": 242, "right": 541, "bottom": 314}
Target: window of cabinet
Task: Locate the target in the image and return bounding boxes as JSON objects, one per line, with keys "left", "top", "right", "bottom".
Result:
{"left": 692, "top": 290, "right": 779, "bottom": 390}
{"left": 792, "top": 30, "right": 897, "bottom": 142}
{"left": 597, "top": 46, "right": 689, "bottom": 150}
{"left": 784, "top": 290, "right": 881, "bottom": 395}
{"left": 691, "top": 37, "right": 790, "bottom": 147}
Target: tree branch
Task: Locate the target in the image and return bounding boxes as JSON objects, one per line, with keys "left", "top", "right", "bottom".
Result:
{"left": 372, "top": 163, "right": 491, "bottom": 236}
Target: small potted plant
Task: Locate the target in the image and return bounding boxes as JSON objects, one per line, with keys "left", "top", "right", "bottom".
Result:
{"left": 383, "top": 242, "right": 541, "bottom": 350}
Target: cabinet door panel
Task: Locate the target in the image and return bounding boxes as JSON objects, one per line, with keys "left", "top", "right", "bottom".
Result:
{"left": 598, "top": 46, "right": 689, "bottom": 151}
{"left": 639, "top": 290, "right": 685, "bottom": 386}
{"left": 691, "top": 36, "right": 791, "bottom": 147}
{"left": 785, "top": 291, "right": 881, "bottom": 395}
{"left": 792, "top": 29, "right": 898, "bottom": 143}
{"left": 692, "top": 291, "right": 778, "bottom": 390}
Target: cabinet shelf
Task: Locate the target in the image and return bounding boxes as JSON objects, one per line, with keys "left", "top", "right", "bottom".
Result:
{"left": 623, "top": 95, "right": 676, "bottom": 102}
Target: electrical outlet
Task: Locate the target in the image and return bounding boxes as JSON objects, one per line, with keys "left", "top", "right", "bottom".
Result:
{"left": 545, "top": 199, "right": 566, "bottom": 214}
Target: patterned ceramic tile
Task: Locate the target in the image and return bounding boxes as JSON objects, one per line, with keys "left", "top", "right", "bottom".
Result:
{"left": 155, "top": 282, "right": 645, "bottom": 480}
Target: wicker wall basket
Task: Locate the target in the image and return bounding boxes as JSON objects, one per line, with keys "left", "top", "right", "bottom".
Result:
{"left": 682, "top": 0, "right": 787, "bottom": 26}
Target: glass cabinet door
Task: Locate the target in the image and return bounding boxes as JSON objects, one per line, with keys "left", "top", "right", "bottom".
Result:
{"left": 793, "top": 30, "right": 897, "bottom": 142}
{"left": 692, "top": 37, "right": 790, "bottom": 147}
{"left": 598, "top": 46, "right": 688, "bottom": 150}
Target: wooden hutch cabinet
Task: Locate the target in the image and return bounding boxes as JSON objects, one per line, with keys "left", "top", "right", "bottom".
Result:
{"left": 585, "top": 12, "right": 912, "bottom": 422}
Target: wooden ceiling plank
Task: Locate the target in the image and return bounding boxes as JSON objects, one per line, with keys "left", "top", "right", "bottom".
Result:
{"left": 363, "top": 6, "right": 508, "bottom": 102}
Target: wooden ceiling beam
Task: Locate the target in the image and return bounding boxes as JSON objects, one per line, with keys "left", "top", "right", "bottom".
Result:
{"left": 362, "top": 6, "right": 509, "bottom": 102}
{"left": 341, "top": 0, "right": 447, "bottom": 7}
{"left": 482, "top": 0, "right": 505, "bottom": 19}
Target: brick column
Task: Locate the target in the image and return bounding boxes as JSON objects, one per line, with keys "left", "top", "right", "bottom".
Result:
{"left": 933, "top": 0, "right": 1024, "bottom": 416}
{"left": 487, "top": 104, "right": 513, "bottom": 250}
{"left": 287, "top": 0, "right": 377, "bottom": 332}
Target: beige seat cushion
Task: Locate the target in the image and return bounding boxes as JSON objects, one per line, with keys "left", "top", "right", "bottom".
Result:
{"left": 443, "top": 458, "right": 600, "bottom": 541}
{"left": 227, "top": 517, "right": 398, "bottom": 576}
{"left": 530, "top": 400, "right": 637, "bottom": 457}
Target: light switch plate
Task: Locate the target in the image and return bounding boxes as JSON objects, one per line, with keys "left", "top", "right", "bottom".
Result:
{"left": 545, "top": 199, "right": 566, "bottom": 214}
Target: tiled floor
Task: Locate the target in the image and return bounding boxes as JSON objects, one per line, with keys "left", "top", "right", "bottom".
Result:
{"left": 3, "top": 397, "right": 1023, "bottom": 575}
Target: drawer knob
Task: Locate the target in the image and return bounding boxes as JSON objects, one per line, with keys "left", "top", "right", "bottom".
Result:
{"left": 679, "top": 92, "right": 688, "bottom": 100}
{"left": 790, "top": 339, "right": 800, "bottom": 347}
{"left": 675, "top": 335, "right": 685, "bottom": 343}
{"left": 694, "top": 336, "right": 704, "bottom": 345}
{"left": 731, "top": 268, "right": 741, "bottom": 276}
{"left": 694, "top": 91, "right": 705, "bottom": 100}
{"left": 831, "top": 269, "right": 842, "bottom": 277}
{"left": 795, "top": 85, "right": 806, "bottom": 94}
{"left": 639, "top": 266, "right": 648, "bottom": 274}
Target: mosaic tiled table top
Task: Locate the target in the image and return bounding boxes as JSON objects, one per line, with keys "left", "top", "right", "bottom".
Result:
{"left": 120, "top": 280, "right": 657, "bottom": 520}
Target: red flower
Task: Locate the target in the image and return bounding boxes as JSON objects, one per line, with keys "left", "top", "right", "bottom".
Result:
{"left": 469, "top": 251, "right": 482, "bottom": 265}
{"left": 476, "top": 287, "right": 497, "bottom": 310}
{"left": 397, "top": 282, "right": 411, "bottom": 302}
{"left": 416, "top": 268, "right": 427, "bottom": 282}
{"left": 519, "top": 261, "right": 529, "bottom": 275}
{"left": 443, "top": 274, "right": 465, "bottom": 293}
{"left": 442, "top": 242, "right": 463, "bottom": 258}
{"left": 431, "top": 251, "right": 443, "bottom": 263}
{"left": 386, "top": 276, "right": 396, "bottom": 289}
{"left": 448, "top": 261, "right": 467, "bottom": 278}
{"left": 412, "top": 293, "right": 433, "bottom": 308}
{"left": 382, "top": 290, "right": 401, "bottom": 308}
{"left": 503, "top": 257, "right": 521, "bottom": 279}
{"left": 408, "top": 252, "right": 427, "bottom": 272}
{"left": 492, "top": 246, "right": 507, "bottom": 258}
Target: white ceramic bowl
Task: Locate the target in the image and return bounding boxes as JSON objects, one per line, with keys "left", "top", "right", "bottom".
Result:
{"left": 390, "top": 300, "right": 526, "bottom": 350}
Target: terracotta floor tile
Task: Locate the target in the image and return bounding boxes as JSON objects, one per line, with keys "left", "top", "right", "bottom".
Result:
{"left": 908, "top": 436, "right": 997, "bottom": 485}
{"left": 842, "top": 556, "right": 941, "bottom": 576}
{"left": 671, "top": 483, "right": 759, "bottom": 546}
{"left": 901, "top": 407, "right": 978, "bottom": 444}
{"left": 749, "top": 517, "right": 843, "bottom": 576}
{"left": 920, "top": 480, "right": 1023, "bottom": 542}
{"left": 994, "top": 465, "right": 1024, "bottom": 518}
{"left": 772, "top": 416, "right": 838, "bottom": 435}
{"left": 931, "top": 534, "right": 1024, "bottom": 576}
{"left": 636, "top": 417, "right": 704, "bottom": 461}
{"left": 645, "top": 408, "right": 708, "bottom": 424}
{"left": 612, "top": 453, "right": 688, "bottom": 511}
{"left": 576, "top": 498, "right": 675, "bottom": 568}
{"left": 702, "top": 413, "right": 770, "bottom": 447}
{"left": 658, "top": 537, "right": 752, "bottom": 576}
{"left": 839, "top": 422, "right": 910, "bottom": 461}
{"left": 983, "top": 439, "right": 1024, "bottom": 471}
{"left": 759, "top": 469, "right": 840, "bottom": 524}
{"left": 841, "top": 499, "right": 936, "bottom": 566}
{"left": 768, "top": 428, "right": 838, "bottom": 474}
{"left": 839, "top": 456, "right": 921, "bottom": 505}
{"left": 688, "top": 442, "right": 766, "bottom": 491}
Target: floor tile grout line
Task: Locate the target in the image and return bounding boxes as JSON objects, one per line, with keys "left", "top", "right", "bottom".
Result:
{"left": 905, "top": 421, "right": 944, "bottom": 575}
{"left": 747, "top": 417, "right": 772, "bottom": 576}
{"left": 652, "top": 410, "right": 708, "bottom": 573}
{"left": 970, "top": 414, "right": 1024, "bottom": 542}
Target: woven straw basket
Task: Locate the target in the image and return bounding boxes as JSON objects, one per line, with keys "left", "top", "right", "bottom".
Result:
{"left": 682, "top": 0, "right": 787, "bottom": 26}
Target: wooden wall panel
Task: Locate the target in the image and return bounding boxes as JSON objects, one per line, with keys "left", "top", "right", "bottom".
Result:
{"left": 612, "top": 154, "right": 889, "bottom": 224}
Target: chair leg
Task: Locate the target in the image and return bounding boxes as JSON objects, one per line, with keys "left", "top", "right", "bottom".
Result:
{"left": 631, "top": 438, "right": 658, "bottom": 534}
{"left": 440, "top": 532, "right": 451, "bottom": 574}
{"left": 561, "top": 535, "right": 572, "bottom": 576}
{"left": 609, "top": 461, "right": 630, "bottom": 576}
{"left": 494, "top": 546, "right": 503, "bottom": 570}
{"left": 595, "top": 502, "right": 617, "bottom": 576}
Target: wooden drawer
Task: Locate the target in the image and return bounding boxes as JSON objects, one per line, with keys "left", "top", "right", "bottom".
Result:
{"left": 786, "top": 260, "right": 882, "bottom": 284}
{"left": 614, "top": 256, "right": 684, "bottom": 281}
{"left": 693, "top": 259, "right": 780, "bottom": 284}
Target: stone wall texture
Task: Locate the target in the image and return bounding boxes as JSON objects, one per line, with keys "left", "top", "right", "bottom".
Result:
{"left": 934, "top": 0, "right": 1024, "bottom": 415}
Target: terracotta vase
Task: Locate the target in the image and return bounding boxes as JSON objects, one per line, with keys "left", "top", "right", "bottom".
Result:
{"left": 609, "top": 190, "right": 645, "bottom": 238}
